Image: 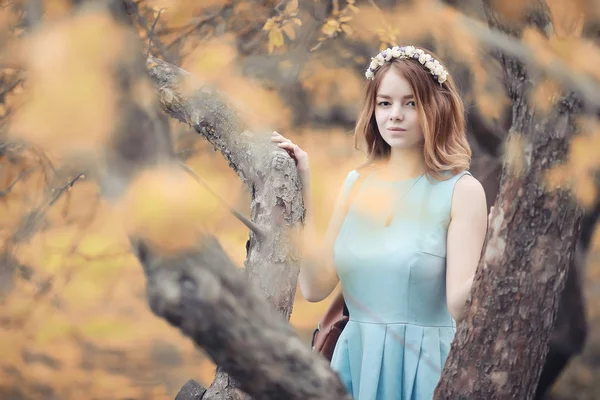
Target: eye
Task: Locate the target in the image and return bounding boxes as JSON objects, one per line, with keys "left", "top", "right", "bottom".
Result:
{"left": 406, "top": 100, "right": 416, "bottom": 107}
{"left": 377, "top": 101, "right": 391, "bottom": 107}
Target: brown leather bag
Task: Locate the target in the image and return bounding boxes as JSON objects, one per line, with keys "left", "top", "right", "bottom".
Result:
{"left": 311, "top": 171, "right": 368, "bottom": 361}
{"left": 311, "top": 292, "right": 348, "bottom": 360}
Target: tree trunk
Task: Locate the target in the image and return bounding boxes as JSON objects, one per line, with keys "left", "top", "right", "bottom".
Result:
{"left": 145, "top": 55, "right": 312, "bottom": 399}
{"left": 90, "top": 2, "right": 349, "bottom": 399}
{"left": 435, "top": 2, "right": 585, "bottom": 399}
{"left": 133, "top": 234, "right": 349, "bottom": 400}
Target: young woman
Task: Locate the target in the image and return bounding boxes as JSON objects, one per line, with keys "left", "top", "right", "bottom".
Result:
{"left": 272, "top": 45, "right": 488, "bottom": 399}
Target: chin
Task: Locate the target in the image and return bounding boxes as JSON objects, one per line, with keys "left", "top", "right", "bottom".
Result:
{"left": 385, "top": 138, "right": 414, "bottom": 148}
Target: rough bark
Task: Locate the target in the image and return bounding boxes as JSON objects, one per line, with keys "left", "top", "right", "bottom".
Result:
{"left": 145, "top": 55, "right": 304, "bottom": 320}
{"left": 435, "top": 2, "right": 585, "bottom": 399}
{"left": 145, "top": 55, "right": 311, "bottom": 398}
{"left": 87, "top": 2, "right": 348, "bottom": 399}
{"left": 132, "top": 235, "right": 350, "bottom": 400}
{"left": 176, "top": 380, "right": 207, "bottom": 400}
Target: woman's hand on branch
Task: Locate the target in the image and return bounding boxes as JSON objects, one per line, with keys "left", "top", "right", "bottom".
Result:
{"left": 271, "top": 131, "right": 310, "bottom": 175}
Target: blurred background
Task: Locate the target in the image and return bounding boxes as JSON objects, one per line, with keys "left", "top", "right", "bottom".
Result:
{"left": 0, "top": 0, "right": 599, "bottom": 399}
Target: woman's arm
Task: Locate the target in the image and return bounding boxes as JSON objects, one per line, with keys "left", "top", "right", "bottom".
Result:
{"left": 446, "top": 174, "right": 488, "bottom": 322}
{"left": 297, "top": 173, "right": 351, "bottom": 302}
{"left": 272, "top": 131, "right": 343, "bottom": 302}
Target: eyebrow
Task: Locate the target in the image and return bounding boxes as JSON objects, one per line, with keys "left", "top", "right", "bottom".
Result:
{"left": 376, "top": 94, "right": 414, "bottom": 100}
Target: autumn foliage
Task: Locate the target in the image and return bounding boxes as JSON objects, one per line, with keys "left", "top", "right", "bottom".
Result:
{"left": 0, "top": 0, "right": 599, "bottom": 399}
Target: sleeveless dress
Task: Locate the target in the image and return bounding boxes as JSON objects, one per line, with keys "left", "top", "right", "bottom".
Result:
{"left": 330, "top": 169, "right": 471, "bottom": 400}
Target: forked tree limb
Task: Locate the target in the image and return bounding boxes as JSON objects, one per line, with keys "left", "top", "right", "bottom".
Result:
{"left": 133, "top": 235, "right": 350, "bottom": 400}
{"left": 434, "top": 1, "right": 584, "bottom": 398}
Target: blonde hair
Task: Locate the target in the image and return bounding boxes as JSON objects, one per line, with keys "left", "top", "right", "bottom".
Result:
{"left": 354, "top": 47, "right": 471, "bottom": 180}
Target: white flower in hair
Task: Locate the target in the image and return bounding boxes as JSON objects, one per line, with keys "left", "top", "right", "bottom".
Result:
{"left": 419, "top": 53, "right": 431, "bottom": 64}
{"left": 365, "top": 45, "right": 449, "bottom": 85}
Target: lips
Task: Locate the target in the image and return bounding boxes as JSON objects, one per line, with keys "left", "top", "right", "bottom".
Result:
{"left": 388, "top": 128, "right": 406, "bottom": 132}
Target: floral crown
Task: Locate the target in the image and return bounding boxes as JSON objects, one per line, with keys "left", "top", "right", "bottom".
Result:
{"left": 365, "top": 45, "right": 448, "bottom": 84}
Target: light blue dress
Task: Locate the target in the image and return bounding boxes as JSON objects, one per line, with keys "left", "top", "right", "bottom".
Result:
{"left": 331, "top": 169, "right": 471, "bottom": 400}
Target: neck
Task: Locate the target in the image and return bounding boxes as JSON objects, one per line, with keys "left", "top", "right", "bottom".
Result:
{"left": 380, "top": 147, "right": 425, "bottom": 180}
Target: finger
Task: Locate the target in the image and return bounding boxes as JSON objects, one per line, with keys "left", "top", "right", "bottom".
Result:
{"left": 277, "top": 142, "right": 295, "bottom": 150}
{"left": 277, "top": 143, "right": 296, "bottom": 158}
{"left": 271, "top": 137, "right": 292, "bottom": 144}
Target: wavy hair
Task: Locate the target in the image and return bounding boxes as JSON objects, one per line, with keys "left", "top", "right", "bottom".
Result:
{"left": 354, "top": 47, "right": 471, "bottom": 180}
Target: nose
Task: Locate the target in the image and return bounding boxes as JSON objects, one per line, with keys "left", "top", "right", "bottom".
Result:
{"left": 389, "top": 104, "right": 404, "bottom": 121}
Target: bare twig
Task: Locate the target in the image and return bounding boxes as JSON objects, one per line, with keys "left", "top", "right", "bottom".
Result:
{"left": 146, "top": 8, "right": 165, "bottom": 59}
{"left": 0, "top": 77, "right": 23, "bottom": 101}
{"left": 123, "top": 0, "right": 172, "bottom": 63}
{"left": 367, "top": 0, "right": 393, "bottom": 34}
{"left": 49, "top": 173, "right": 85, "bottom": 206}
{"left": 0, "top": 168, "right": 32, "bottom": 198}
{"left": 166, "top": 10, "right": 224, "bottom": 50}
{"left": 178, "top": 161, "right": 267, "bottom": 240}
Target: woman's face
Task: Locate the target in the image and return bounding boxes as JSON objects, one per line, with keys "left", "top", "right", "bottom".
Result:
{"left": 374, "top": 68, "right": 424, "bottom": 150}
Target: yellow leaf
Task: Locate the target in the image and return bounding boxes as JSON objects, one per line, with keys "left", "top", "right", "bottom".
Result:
{"left": 341, "top": 24, "right": 353, "bottom": 36}
{"left": 321, "top": 23, "right": 338, "bottom": 37}
{"left": 269, "top": 28, "right": 285, "bottom": 48}
{"left": 282, "top": 23, "right": 296, "bottom": 40}
{"left": 120, "top": 165, "right": 210, "bottom": 253}
{"left": 348, "top": 4, "right": 360, "bottom": 13}
{"left": 340, "top": 16, "right": 353, "bottom": 23}
{"left": 285, "top": 0, "right": 299, "bottom": 14}
{"left": 292, "top": 17, "right": 302, "bottom": 26}
{"left": 262, "top": 18, "right": 275, "bottom": 31}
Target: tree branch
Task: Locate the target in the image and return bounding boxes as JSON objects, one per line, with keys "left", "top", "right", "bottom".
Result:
{"left": 178, "top": 161, "right": 267, "bottom": 240}
{"left": 0, "top": 168, "right": 32, "bottom": 198}
{"left": 135, "top": 234, "right": 350, "bottom": 400}
{"left": 145, "top": 54, "right": 306, "bottom": 320}
{"left": 435, "top": 1, "right": 585, "bottom": 398}
{"left": 459, "top": 13, "right": 600, "bottom": 109}
{"left": 122, "top": 0, "right": 173, "bottom": 63}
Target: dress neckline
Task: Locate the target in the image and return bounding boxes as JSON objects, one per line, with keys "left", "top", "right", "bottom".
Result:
{"left": 368, "top": 171, "right": 426, "bottom": 184}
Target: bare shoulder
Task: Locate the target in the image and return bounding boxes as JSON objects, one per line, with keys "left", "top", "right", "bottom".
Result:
{"left": 455, "top": 174, "right": 485, "bottom": 198}
{"left": 451, "top": 174, "right": 487, "bottom": 218}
